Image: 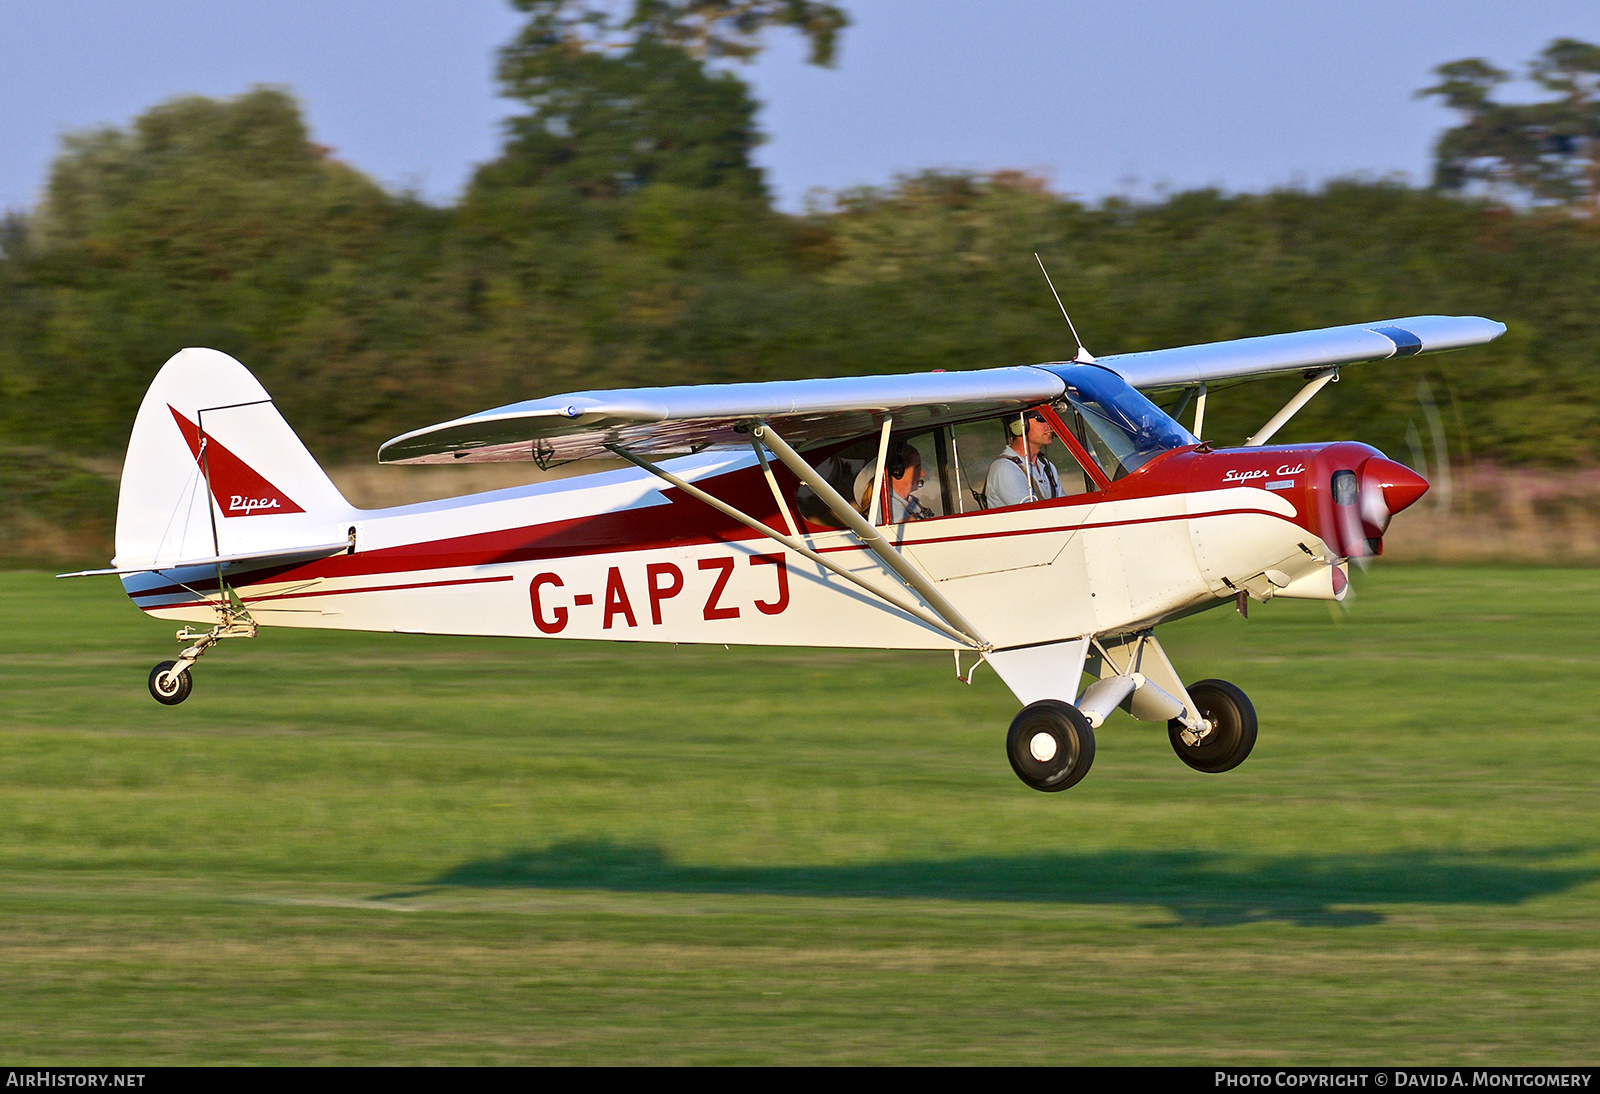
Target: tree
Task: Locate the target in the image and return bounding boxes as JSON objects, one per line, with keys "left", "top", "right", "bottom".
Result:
{"left": 476, "top": 0, "right": 846, "bottom": 198}
{"left": 10, "top": 87, "right": 396, "bottom": 452}
{"left": 1421, "top": 39, "right": 1600, "bottom": 209}
{"left": 505, "top": 0, "right": 846, "bottom": 64}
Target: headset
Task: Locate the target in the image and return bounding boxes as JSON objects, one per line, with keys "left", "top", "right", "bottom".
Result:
{"left": 886, "top": 441, "right": 908, "bottom": 480}
{"left": 1005, "top": 409, "right": 1049, "bottom": 439}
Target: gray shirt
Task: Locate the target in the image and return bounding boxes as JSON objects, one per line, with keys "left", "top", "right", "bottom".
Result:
{"left": 985, "top": 449, "right": 1061, "bottom": 508}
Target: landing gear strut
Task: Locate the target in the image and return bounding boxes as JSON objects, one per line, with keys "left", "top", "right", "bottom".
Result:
{"left": 1006, "top": 700, "right": 1096, "bottom": 792}
{"left": 146, "top": 617, "right": 256, "bottom": 706}
{"left": 1168, "top": 678, "right": 1257, "bottom": 773}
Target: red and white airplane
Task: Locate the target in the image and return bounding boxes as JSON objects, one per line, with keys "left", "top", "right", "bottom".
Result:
{"left": 65, "top": 314, "right": 1503, "bottom": 791}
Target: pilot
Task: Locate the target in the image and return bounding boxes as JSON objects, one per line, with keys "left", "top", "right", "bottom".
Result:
{"left": 985, "top": 408, "right": 1062, "bottom": 507}
{"left": 856, "top": 442, "right": 934, "bottom": 523}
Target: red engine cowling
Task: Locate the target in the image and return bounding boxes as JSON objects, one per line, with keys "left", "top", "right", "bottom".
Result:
{"left": 1101, "top": 441, "right": 1429, "bottom": 563}
{"left": 1311, "top": 448, "right": 1429, "bottom": 559}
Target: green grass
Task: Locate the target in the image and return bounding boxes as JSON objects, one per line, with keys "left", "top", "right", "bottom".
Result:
{"left": 1, "top": 567, "right": 1596, "bottom": 1064}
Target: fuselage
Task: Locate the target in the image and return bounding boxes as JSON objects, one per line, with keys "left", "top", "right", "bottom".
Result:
{"left": 121, "top": 437, "right": 1416, "bottom": 653}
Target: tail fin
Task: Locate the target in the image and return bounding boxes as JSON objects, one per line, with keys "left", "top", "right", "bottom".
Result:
{"left": 114, "top": 348, "right": 356, "bottom": 570}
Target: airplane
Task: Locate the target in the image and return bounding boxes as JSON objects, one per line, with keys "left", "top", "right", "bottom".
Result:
{"left": 62, "top": 313, "right": 1505, "bottom": 791}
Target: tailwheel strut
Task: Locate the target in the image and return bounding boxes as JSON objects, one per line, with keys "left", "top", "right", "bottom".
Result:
{"left": 148, "top": 616, "right": 256, "bottom": 705}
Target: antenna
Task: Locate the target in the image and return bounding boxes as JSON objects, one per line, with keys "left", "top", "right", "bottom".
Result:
{"left": 1034, "top": 253, "right": 1095, "bottom": 363}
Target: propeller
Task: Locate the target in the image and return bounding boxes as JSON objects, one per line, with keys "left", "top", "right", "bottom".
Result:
{"left": 1331, "top": 457, "right": 1429, "bottom": 560}
{"left": 1324, "top": 384, "right": 1438, "bottom": 598}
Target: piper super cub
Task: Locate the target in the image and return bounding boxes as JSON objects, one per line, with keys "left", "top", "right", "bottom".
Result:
{"left": 64, "top": 313, "right": 1504, "bottom": 791}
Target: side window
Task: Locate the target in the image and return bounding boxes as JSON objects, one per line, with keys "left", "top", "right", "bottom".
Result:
{"left": 854, "top": 431, "right": 945, "bottom": 524}
{"left": 950, "top": 412, "right": 1096, "bottom": 511}
{"left": 796, "top": 438, "right": 876, "bottom": 529}
{"left": 902, "top": 431, "right": 948, "bottom": 519}
{"left": 794, "top": 409, "right": 1102, "bottom": 529}
{"left": 797, "top": 431, "right": 949, "bottom": 527}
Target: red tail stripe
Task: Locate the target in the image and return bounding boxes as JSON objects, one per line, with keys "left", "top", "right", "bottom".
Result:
{"left": 168, "top": 405, "right": 305, "bottom": 517}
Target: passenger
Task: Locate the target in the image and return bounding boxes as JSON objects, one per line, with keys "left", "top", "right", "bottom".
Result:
{"left": 856, "top": 442, "right": 934, "bottom": 523}
{"left": 985, "top": 409, "right": 1062, "bottom": 507}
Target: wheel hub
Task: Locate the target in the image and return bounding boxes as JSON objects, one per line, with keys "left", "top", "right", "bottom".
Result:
{"left": 1028, "top": 732, "right": 1058, "bottom": 762}
{"left": 1180, "top": 716, "right": 1215, "bottom": 748}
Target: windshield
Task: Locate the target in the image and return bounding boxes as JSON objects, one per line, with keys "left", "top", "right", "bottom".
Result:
{"left": 1052, "top": 365, "right": 1195, "bottom": 479}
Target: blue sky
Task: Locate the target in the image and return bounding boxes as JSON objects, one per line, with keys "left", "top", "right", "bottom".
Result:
{"left": 2, "top": 1, "right": 1593, "bottom": 214}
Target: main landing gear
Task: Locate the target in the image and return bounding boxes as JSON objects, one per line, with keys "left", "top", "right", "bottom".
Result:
{"left": 1006, "top": 701, "right": 1095, "bottom": 792}
{"left": 1167, "top": 678, "right": 1257, "bottom": 773}
{"left": 146, "top": 618, "right": 256, "bottom": 705}
{"left": 1004, "top": 677, "right": 1256, "bottom": 791}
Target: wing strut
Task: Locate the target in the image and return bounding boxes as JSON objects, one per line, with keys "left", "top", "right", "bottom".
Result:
{"left": 1244, "top": 368, "right": 1339, "bottom": 447}
{"left": 606, "top": 439, "right": 988, "bottom": 651}
{"left": 749, "top": 437, "right": 801, "bottom": 538}
{"left": 751, "top": 423, "right": 991, "bottom": 650}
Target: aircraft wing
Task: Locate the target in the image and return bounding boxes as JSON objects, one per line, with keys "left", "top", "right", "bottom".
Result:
{"left": 377, "top": 314, "right": 1503, "bottom": 465}
{"left": 1092, "top": 314, "right": 1505, "bottom": 389}
{"left": 378, "top": 367, "right": 1065, "bottom": 465}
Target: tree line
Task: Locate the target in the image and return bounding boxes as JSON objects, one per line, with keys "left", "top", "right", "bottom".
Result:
{"left": 3, "top": 3, "right": 1598, "bottom": 561}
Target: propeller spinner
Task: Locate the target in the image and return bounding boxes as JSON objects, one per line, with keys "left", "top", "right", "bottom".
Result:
{"left": 1334, "top": 457, "right": 1429, "bottom": 558}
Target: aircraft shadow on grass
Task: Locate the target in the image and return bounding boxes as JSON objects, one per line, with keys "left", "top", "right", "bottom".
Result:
{"left": 383, "top": 841, "right": 1594, "bottom": 927}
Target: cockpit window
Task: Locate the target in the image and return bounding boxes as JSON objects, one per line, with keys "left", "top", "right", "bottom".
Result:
{"left": 1053, "top": 365, "right": 1196, "bottom": 479}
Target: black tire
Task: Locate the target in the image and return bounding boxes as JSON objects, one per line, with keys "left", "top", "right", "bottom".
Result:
{"left": 1168, "top": 678, "right": 1256, "bottom": 773}
{"left": 1006, "top": 700, "right": 1096, "bottom": 792}
{"left": 148, "top": 661, "right": 192, "bottom": 706}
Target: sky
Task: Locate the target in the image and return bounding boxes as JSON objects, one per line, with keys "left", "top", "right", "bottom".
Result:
{"left": 1, "top": 1, "right": 1594, "bottom": 215}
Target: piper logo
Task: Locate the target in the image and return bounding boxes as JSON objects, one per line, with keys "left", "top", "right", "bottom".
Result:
{"left": 167, "top": 405, "right": 306, "bottom": 518}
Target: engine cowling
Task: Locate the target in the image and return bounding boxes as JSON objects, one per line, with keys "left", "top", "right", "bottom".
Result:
{"left": 1119, "top": 441, "right": 1430, "bottom": 563}
{"left": 1324, "top": 455, "right": 1429, "bottom": 558}
{"left": 1093, "top": 440, "right": 1430, "bottom": 573}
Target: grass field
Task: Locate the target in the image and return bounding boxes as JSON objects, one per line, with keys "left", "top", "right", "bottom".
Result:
{"left": 1, "top": 566, "right": 1596, "bottom": 1064}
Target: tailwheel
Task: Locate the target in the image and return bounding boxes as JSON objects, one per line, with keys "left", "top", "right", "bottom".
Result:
{"left": 1006, "top": 700, "right": 1095, "bottom": 792}
{"left": 145, "top": 617, "right": 256, "bottom": 706}
{"left": 1168, "top": 678, "right": 1257, "bottom": 773}
{"left": 148, "top": 660, "right": 193, "bottom": 706}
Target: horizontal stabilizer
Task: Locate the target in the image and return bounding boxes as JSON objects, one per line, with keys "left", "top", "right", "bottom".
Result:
{"left": 59, "top": 540, "right": 351, "bottom": 579}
